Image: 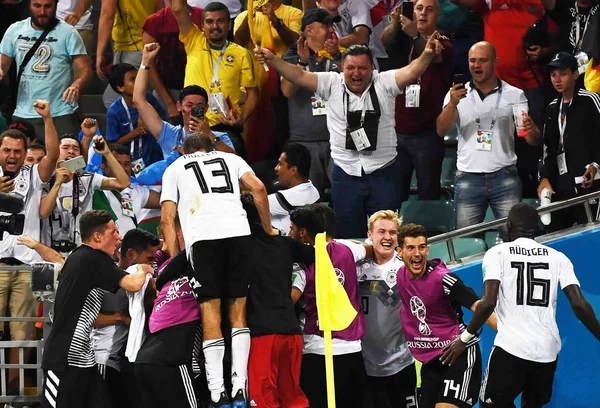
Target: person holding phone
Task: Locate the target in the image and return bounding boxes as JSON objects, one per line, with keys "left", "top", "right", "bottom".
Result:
{"left": 381, "top": 0, "right": 454, "bottom": 205}
{"left": 436, "top": 41, "right": 540, "bottom": 241}
{"left": 133, "top": 43, "right": 237, "bottom": 159}
{"left": 39, "top": 131, "right": 131, "bottom": 255}
{"left": 537, "top": 52, "right": 600, "bottom": 231}
{"left": 0, "top": 100, "right": 60, "bottom": 393}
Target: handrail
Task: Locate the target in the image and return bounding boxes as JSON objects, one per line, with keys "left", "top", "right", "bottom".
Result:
{"left": 429, "top": 189, "right": 600, "bottom": 263}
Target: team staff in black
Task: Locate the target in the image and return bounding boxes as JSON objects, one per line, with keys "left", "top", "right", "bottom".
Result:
{"left": 41, "top": 210, "right": 152, "bottom": 408}
{"left": 241, "top": 193, "right": 315, "bottom": 408}
{"left": 538, "top": 52, "right": 600, "bottom": 231}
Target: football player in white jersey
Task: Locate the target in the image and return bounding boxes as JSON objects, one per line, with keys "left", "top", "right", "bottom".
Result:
{"left": 358, "top": 210, "right": 416, "bottom": 408}
{"left": 442, "top": 203, "right": 600, "bottom": 407}
{"left": 160, "top": 132, "right": 276, "bottom": 408}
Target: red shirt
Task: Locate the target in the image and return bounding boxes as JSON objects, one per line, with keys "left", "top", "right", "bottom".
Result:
{"left": 142, "top": 7, "right": 204, "bottom": 90}
{"left": 395, "top": 39, "right": 454, "bottom": 135}
{"left": 478, "top": 0, "right": 557, "bottom": 90}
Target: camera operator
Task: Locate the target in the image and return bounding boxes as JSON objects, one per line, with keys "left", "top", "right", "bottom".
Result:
{"left": 40, "top": 125, "right": 131, "bottom": 256}
{"left": 0, "top": 99, "right": 59, "bottom": 393}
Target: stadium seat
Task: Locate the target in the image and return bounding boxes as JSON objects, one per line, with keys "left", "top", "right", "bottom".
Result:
{"left": 428, "top": 238, "right": 488, "bottom": 262}
{"left": 400, "top": 200, "right": 456, "bottom": 236}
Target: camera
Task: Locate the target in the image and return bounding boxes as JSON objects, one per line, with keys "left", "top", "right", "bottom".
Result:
{"left": 51, "top": 240, "right": 77, "bottom": 253}
{"left": 0, "top": 192, "right": 25, "bottom": 238}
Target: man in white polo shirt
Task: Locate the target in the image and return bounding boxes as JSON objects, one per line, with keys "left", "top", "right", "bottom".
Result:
{"left": 270, "top": 143, "right": 320, "bottom": 235}
{"left": 256, "top": 34, "right": 443, "bottom": 238}
{"left": 436, "top": 41, "right": 540, "bottom": 240}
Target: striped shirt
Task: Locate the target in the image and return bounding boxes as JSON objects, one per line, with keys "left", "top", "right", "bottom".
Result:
{"left": 42, "top": 246, "right": 127, "bottom": 372}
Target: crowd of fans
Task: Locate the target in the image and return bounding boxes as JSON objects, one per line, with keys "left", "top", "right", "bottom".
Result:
{"left": 0, "top": 0, "right": 599, "bottom": 406}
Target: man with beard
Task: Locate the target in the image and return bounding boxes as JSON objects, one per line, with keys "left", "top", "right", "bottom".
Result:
{"left": 0, "top": 100, "right": 59, "bottom": 393}
{"left": 0, "top": 0, "right": 92, "bottom": 142}
{"left": 172, "top": 0, "right": 259, "bottom": 154}
{"left": 396, "top": 223, "right": 496, "bottom": 408}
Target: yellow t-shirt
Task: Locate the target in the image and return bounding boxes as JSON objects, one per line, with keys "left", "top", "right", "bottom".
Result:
{"left": 181, "top": 25, "right": 258, "bottom": 127}
{"left": 234, "top": 4, "right": 303, "bottom": 57}
{"left": 112, "top": 0, "right": 155, "bottom": 52}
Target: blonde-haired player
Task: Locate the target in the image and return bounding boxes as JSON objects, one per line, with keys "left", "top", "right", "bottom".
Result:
{"left": 359, "top": 210, "right": 417, "bottom": 408}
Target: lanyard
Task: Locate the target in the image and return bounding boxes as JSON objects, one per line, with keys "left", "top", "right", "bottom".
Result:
{"left": 209, "top": 41, "right": 229, "bottom": 89}
{"left": 558, "top": 98, "right": 571, "bottom": 148}
{"left": 470, "top": 85, "right": 503, "bottom": 130}
{"left": 121, "top": 98, "right": 142, "bottom": 159}
{"left": 575, "top": 4, "right": 592, "bottom": 48}
{"left": 408, "top": 41, "right": 422, "bottom": 85}
{"left": 344, "top": 82, "right": 373, "bottom": 127}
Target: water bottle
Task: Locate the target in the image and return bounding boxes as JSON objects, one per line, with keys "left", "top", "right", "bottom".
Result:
{"left": 540, "top": 188, "right": 552, "bottom": 226}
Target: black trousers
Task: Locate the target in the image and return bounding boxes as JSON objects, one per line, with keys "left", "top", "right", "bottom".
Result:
{"left": 300, "top": 352, "right": 366, "bottom": 408}
{"left": 135, "top": 363, "right": 199, "bottom": 408}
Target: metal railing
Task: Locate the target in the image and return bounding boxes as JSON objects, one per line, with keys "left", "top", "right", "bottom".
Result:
{"left": 0, "top": 264, "right": 52, "bottom": 406}
{"left": 429, "top": 190, "right": 600, "bottom": 264}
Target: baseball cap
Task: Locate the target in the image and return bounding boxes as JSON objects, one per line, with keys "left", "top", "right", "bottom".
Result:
{"left": 301, "top": 8, "right": 341, "bottom": 31}
{"left": 547, "top": 52, "right": 578, "bottom": 72}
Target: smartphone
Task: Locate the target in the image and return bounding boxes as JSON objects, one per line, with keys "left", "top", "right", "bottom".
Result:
{"left": 453, "top": 73, "right": 465, "bottom": 90}
{"left": 191, "top": 105, "right": 205, "bottom": 120}
{"left": 3, "top": 170, "right": 16, "bottom": 180}
{"left": 402, "top": 1, "right": 414, "bottom": 20}
{"left": 58, "top": 155, "right": 87, "bottom": 172}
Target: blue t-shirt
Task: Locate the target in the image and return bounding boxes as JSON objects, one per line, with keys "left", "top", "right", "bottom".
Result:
{"left": 158, "top": 122, "right": 235, "bottom": 156}
{"left": 106, "top": 94, "right": 165, "bottom": 166}
{"left": 0, "top": 18, "right": 87, "bottom": 118}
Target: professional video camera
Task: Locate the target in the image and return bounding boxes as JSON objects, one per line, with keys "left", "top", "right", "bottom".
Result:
{"left": 0, "top": 193, "right": 25, "bottom": 238}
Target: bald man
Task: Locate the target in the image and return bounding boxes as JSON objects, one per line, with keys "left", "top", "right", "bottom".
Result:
{"left": 436, "top": 41, "right": 540, "bottom": 242}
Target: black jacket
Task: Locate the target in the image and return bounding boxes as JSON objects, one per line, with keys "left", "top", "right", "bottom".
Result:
{"left": 540, "top": 88, "right": 600, "bottom": 184}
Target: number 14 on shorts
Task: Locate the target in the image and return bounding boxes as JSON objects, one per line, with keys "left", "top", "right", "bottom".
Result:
{"left": 443, "top": 379, "right": 461, "bottom": 399}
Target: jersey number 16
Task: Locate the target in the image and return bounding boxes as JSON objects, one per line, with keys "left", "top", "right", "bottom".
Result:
{"left": 511, "top": 261, "right": 550, "bottom": 307}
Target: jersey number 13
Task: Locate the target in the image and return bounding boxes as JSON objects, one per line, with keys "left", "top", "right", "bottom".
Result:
{"left": 184, "top": 158, "right": 234, "bottom": 194}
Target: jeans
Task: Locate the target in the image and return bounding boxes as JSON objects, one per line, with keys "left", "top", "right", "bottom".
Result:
{"left": 332, "top": 162, "right": 399, "bottom": 239}
{"left": 454, "top": 165, "right": 522, "bottom": 240}
{"left": 396, "top": 131, "right": 445, "bottom": 203}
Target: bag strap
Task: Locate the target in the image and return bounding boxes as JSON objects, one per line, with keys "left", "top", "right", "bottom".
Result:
{"left": 368, "top": 83, "right": 382, "bottom": 118}
{"left": 17, "top": 18, "right": 59, "bottom": 87}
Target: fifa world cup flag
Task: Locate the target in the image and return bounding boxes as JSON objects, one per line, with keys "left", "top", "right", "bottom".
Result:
{"left": 315, "top": 233, "right": 357, "bottom": 408}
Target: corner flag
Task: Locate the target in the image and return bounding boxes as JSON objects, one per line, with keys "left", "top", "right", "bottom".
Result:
{"left": 315, "top": 233, "right": 357, "bottom": 408}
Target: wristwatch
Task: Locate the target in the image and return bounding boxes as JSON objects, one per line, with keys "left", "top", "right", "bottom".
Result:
{"left": 277, "top": 18, "right": 284, "bottom": 27}
{"left": 139, "top": 64, "right": 150, "bottom": 71}
{"left": 298, "top": 58, "right": 309, "bottom": 67}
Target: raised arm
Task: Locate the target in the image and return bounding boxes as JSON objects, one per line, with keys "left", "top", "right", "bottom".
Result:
{"left": 394, "top": 31, "right": 441, "bottom": 89}
{"left": 95, "top": 136, "right": 131, "bottom": 190}
{"left": 132, "top": 43, "right": 166, "bottom": 140}
{"left": 437, "top": 84, "right": 466, "bottom": 137}
{"left": 171, "top": 0, "right": 194, "bottom": 36}
{"left": 255, "top": 40, "right": 318, "bottom": 93}
{"left": 35, "top": 101, "right": 60, "bottom": 183}
{"left": 260, "top": 4, "right": 300, "bottom": 47}
{"left": 17, "top": 236, "right": 65, "bottom": 265}
{"left": 142, "top": 32, "right": 179, "bottom": 121}
{"left": 40, "top": 168, "right": 72, "bottom": 218}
